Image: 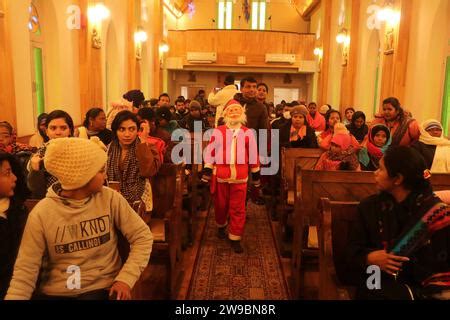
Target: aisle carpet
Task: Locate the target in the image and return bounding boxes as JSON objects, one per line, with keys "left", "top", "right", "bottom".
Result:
{"left": 187, "top": 201, "right": 290, "bottom": 300}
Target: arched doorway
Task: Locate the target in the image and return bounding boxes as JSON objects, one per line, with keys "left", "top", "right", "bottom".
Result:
{"left": 29, "top": 0, "right": 59, "bottom": 122}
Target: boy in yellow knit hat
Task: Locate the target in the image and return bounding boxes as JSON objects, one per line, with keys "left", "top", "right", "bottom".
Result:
{"left": 6, "top": 137, "right": 153, "bottom": 300}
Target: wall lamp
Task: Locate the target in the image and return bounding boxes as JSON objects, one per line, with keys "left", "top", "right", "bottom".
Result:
{"left": 134, "top": 29, "right": 148, "bottom": 60}
{"left": 88, "top": 3, "right": 110, "bottom": 49}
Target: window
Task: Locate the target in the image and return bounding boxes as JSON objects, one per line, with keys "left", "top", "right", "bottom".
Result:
{"left": 218, "top": 0, "right": 233, "bottom": 30}
{"left": 442, "top": 56, "right": 450, "bottom": 136}
{"left": 273, "top": 88, "right": 299, "bottom": 106}
{"left": 251, "top": 0, "right": 266, "bottom": 30}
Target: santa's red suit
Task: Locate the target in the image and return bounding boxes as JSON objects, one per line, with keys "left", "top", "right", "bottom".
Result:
{"left": 204, "top": 125, "right": 260, "bottom": 240}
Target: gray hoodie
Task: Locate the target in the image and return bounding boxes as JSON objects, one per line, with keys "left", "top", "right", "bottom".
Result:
{"left": 6, "top": 185, "right": 153, "bottom": 299}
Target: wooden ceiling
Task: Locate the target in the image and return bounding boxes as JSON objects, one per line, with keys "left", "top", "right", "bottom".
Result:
{"left": 290, "top": 0, "right": 321, "bottom": 19}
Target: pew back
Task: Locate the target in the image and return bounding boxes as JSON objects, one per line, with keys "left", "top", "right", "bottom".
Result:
{"left": 281, "top": 148, "right": 323, "bottom": 196}
{"left": 299, "top": 169, "right": 376, "bottom": 226}
{"left": 150, "top": 163, "right": 184, "bottom": 298}
{"left": 292, "top": 168, "right": 450, "bottom": 299}
{"left": 318, "top": 198, "right": 359, "bottom": 300}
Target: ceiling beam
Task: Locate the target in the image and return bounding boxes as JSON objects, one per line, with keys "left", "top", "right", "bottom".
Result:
{"left": 291, "top": 0, "right": 321, "bottom": 21}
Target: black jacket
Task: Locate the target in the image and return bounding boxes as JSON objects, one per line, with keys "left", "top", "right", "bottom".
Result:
{"left": 411, "top": 141, "right": 436, "bottom": 169}
{"left": 0, "top": 202, "right": 28, "bottom": 299}
{"left": 345, "top": 189, "right": 450, "bottom": 295}
{"left": 279, "top": 121, "right": 318, "bottom": 149}
{"left": 233, "top": 93, "right": 268, "bottom": 132}
{"left": 178, "top": 115, "right": 211, "bottom": 132}
{"left": 271, "top": 117, "right": 290, "bottom": 130}
{"left": 346, "top": 124, "right": 368, "bottom": 143}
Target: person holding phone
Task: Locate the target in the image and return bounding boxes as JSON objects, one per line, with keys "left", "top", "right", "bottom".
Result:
{"left": 106, "top": 111, "right": 161, "bottom": 210}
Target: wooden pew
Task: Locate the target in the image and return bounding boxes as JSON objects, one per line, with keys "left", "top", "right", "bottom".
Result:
{"left": 278, "top": 148, "right": 323, "bottom": 256}
{"left": 292, "top": 168, "right": 450, "bottom": 299}
{"left": 317, "top": 191, "right": 450, "bottom": 300}
{"left": 109, "top": 164, "right": 185, "bottom": 298}
{"left": 291, "top": 168, "right": 377, "bottom": 298}
{"left": 181, "top": 138, "right": 209, "bottom": 247}
{"left": 318, "top": 198, "right": 359, "bottom": 300}
{"left": 149, "top": 163, "right": 184, "bottom": 299}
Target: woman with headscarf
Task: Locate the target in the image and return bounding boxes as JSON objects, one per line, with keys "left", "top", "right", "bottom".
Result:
{"left": 359, "top": 124, "right": 392, "bottom": 171}
{"left": 318, "top": 109, "right": 341, "bottom": 150}
{"left": 346, "top": 111, "right": 369, "bottom": 143}
{"left": 371, "top": 97, "right": 420, "bottom": 147}
{"left": 28, "top": 113, "right": 49, "bottom": 148}
{"left": 280, "top": 105, "right": 318, "bottom": 148}
{"left": 411, "top": 120, "right": 450, "bottom": 173}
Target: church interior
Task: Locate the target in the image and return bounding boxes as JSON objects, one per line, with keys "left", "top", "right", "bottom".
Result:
{"left": 0, "top": 0, "right": 449, "bottom": 302}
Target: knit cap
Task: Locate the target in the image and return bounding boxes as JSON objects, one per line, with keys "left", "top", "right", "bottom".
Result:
{"left": 331, "top": 123, "right": 352, "bottom": 150}
{"left": 44, "top": 137, "right": 107, "bottom": 190}
{"left": 319, "top": 105, "right": 331, "bottom": 114}
{"left": 189, "top": 100, "right": 202, "bottom": 111}
{"left": 290, "top": 105, "right": 308, "bottom": 117}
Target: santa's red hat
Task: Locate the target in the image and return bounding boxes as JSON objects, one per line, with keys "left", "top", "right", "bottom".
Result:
{"left": 223, "top": 99, "right": 244, "bottom": 113}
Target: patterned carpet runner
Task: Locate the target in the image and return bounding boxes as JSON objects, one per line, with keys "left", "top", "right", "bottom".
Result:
{"left": 187, "top": 201, "right": 290, "bottom": 300}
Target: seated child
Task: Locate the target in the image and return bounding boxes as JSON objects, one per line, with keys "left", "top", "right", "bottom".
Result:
{"left": 359, "top": 124, "right": 391, "bottom": 171}
{"left": 315, "top": 125, "right": 361, "bottom": 171}
{"left": 6, "top": 137, "right": 153, "bottom": 300}
{"left": 0, "top": 152, "right": 30, "bottom": 299}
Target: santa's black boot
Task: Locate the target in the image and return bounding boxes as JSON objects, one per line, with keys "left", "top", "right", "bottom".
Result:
{"left": 230, "top": 240, "right": 244, "bottom": 254}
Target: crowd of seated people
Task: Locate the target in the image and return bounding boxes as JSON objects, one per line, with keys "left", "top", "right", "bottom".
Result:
{"left": 1, "top": 87, "right": 449, "bottom": 301}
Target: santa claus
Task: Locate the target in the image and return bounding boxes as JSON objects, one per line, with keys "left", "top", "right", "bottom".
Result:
{"left": 202, "top": 100, "right": 261, "bottom": 253}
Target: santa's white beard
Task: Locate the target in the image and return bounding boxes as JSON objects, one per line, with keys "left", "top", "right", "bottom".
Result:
{"left": 224, "top": 114, "right": 247, "bottom": 127}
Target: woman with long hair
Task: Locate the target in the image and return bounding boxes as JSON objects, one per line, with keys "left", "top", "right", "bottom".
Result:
{"left": 346, "top": 146, "right": 450, "bottom": 300}
{"left": 27, "top": 110, "right": 74, "bottom": 199}
{"left": 106, "top": 111, "right": 161, "bottom": 211}
{"left": 346, "top": 111, "right": 369, "bottom": 143}
{"left": 371, "top": 97, "right": 420, "bottom": 147}
{"left": 77, "top": 108, "right": 112, "bottom": 146}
